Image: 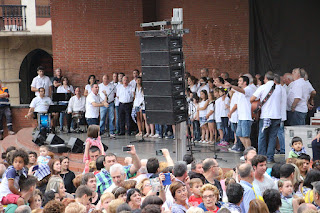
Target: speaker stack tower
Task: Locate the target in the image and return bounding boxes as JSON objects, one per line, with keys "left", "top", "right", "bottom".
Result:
{"left": 139, "top": 35, "right": 187, "bottom": 124}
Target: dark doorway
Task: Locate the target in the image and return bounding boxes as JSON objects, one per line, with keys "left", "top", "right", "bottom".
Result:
{"left": 19, "top": 49, "right": 53, "bottom": 104}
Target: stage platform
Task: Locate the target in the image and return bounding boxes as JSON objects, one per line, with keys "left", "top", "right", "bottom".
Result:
{"left": 0, "top": 128, "right": 285, "bottom": 172}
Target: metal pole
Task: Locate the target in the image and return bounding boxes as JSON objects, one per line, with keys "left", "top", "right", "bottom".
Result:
{"left": 175, "top": 121, "right": 187, "bottom": 161}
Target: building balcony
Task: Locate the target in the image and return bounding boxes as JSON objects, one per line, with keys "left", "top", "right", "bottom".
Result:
{"left": 0, "top": 0, "right": 51, "bottom": 36}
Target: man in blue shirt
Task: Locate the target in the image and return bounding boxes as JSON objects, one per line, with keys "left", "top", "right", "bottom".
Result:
{"left": 238, "top": 163, "right": 257, "bottom": 213}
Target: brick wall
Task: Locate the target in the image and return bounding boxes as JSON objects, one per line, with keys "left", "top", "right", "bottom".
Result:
{"left": 51, "top": 0, "right": 248, "bottom": 87}
{"left": 155, "top": 0, "right": 249, "bottom": 79}
{"left": 50, "top": 0, "right": 143, "bottom": 88}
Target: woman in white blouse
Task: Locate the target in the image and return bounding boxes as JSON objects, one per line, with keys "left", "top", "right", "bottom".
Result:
{"left": 57, "top": 77, "right": 74, "bottom": 132}
{"left": 84, "top": 75, "right": 96, "bottom": 97}
{"left": 133, "top": 77, "right": 150, "bottom": 137}
{"left": 187, "top": 76, "right": 199, "bottom": 93}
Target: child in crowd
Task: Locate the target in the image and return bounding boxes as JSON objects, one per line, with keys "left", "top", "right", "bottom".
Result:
{"left": 28, "top": 151, "right": 37, "bottom": 168}
{"left": 288, "top": 136, "right": 306, "bottom": 158}
{"left": 215, "top": 88, "right": 230, "bottom": 147}
{"left": 188, "top": 178, "right": 203, "bottom": 207}
{"left": 0, "top": 149, "right": 28, "bottom": 205}
{"left": 198, "top": 90, "right": 209, "bottom": 143}
{"left": 84, "top": 125, "right": 106, "bottom": 172}
{"left": 37, "top": 145, "right": 51, "bottom": 165}
{"left": 133, "top": 77, "right": 147, "bottom": 137}
{"left": 100, "top": 192, "right": 115, "bottom": 213}
{"left": 191, "top": 94, "right": 201, "bottom": 143}
{"left": 206, "top": 91, "right": 216, "bottom": 144}
{"left": 278, "top": 179, "right": 299, "bottom": 213}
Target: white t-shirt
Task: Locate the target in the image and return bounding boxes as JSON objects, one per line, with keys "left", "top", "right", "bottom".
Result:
{"left": 29, "top": 96, "right": 53, "bottom": 113}
{"left": 85, "top": 92, "right": 103, "bottom": 118}
{"left": 133, "top": 87, "right": 145, "bottom": 109}
{"left": 56, "top": 85, "right": 74, "bottom": 94}
{"left": 99, "top": 82, "right": 117, "bottom": 103}
{"left": 115, "top": 83, "right": 121, "bottom": 107}
{"left": 237, "top": 86, "right": 255, "bottom": 121}
{"left": 287, "top": 78, "right": 308, "bottom": 113}
{"left": 305, "top": 80, "right": 315, "bottom": 101}
{"left": 220, "top": 96, "right": 230, "bottom": 117}
{"left": 57, "top": 85, "right": 74, "bottom": 104}
{"left": 280, "top": 85, "right": 287, "bottom": 121}
{"left": 129, "top": 79, "right": 137, "bottom": 89}
{"left": 189, "top": 101, "right": 197, "bottom": 120}
{"left": 229, "top": 91, "right": 239, "bottom": 123}
{"left": 252, "top": 81, "right": 282, "bottom": 119}
{"left": 197, "top": 84, "right": 210, "bottom": 97}
{"left": 198, "top": 100, "right": 208, "bottom": 117}
{"left": 207, "top": 101, "right": 215, "bottom": 120}
{"left": 67, "top": 95, "right": 86, "bottom": 113}
{"left": 190, "top": 84, "right": 199, "bottom": 93}
{"left": 85, "top": 84, "right": 92, "bottom": 95}
{"left": 31, "top": 75, "right": 52, "bottom": 97}
{"left": 215, "top": 97, "right": 222, "bottom": 123}
{"left": 117, "top": 84, "right": 134, "bottom": 103}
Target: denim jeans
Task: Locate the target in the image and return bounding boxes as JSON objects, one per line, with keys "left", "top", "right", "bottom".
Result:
{"left": 258, "top": 119, "right": 281, "bottom": 161}
{"left": 192, "top": 120, "right": 201, "bottom": 141}
{"left": 86, "top": 118, "right": 99, "bottom": 126}
{"left": 155, "top": 124, "right": 163, "bottom": 136}
{"left": 100, "top": 102, "right": 115, "bottom": 134}
{"left": 277, "top": 121, "right": 285, "bottom": 153}
{"left": 290, "top": 111, "right": 307, "bottom": 126}
{"left": 221, "top": 117, "right": 230, "bottom": 142}
{"left": 231, "top": 122, "right": 244, "bottom": 151}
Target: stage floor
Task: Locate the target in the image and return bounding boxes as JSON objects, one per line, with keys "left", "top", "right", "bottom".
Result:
{"left": 55, "top": 132, "right": 285, "bottom": 169}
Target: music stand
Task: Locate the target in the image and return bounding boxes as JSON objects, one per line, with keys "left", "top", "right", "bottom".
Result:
{"left": 52, "top": 93, "right": 72, "bottom": 102}
{"left": 48, "top": 105, "right": 67, "bottom": 113}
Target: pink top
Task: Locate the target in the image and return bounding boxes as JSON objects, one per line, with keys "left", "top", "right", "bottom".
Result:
{"left": 83, "top": 136, "right": 105, "bottom": 162}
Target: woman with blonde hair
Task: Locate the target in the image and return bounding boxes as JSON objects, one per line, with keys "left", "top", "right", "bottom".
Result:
{"left": 45, "top": 176, "right": 66, "bottom": 201}
{"left": 198, "top": 184, "right": 221, "bottom": 212}
{"left": 248, "top": 199, "right": 269, "bottom": 213}
{"left": 65, "top": 202, "right": 86, "bottom": 213}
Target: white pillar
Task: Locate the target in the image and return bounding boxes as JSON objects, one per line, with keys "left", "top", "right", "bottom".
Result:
{"left": 175, "top": 122, "right": 187, "bottom": 161}
{"left": 21, "top": 0, "right": 36, "bottom": 31}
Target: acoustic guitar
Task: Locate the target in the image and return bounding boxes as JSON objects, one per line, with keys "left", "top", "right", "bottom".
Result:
{"left": 251, "top": 100, "right": 261, "bottom": 121}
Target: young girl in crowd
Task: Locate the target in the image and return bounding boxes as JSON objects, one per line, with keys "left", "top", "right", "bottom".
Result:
{"left": 197, "top": 90, "right": 209, "bottom": 143}
{"left": 216, "top": 88, "right": 230, "bottom": 147}
{"left": 133, "top": 77, "right": 149, "bottom": 137}
{"left": 206, "top": 92, "right": 216, "bottom": 144}
{"left": 278, "top": 179, "right": 299, "bottom": 213}
{"left": 84, "top": 125, "right": 106, "bottom": 172}
{"left": 191, "top": 94, "right": 201, "bottom": 142}
{"left": 0, "top": 149, "right": 28, "bottom": 206}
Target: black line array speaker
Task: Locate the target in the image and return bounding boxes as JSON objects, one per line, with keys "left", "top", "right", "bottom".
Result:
{"left": 140, "top": 36, "right": 187, "bottom": 124}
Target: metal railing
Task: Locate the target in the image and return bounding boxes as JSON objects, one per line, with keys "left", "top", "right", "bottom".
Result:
{"left": 36, "top": 5, "right": 50, "bottom": 18}
{"left": 0, "top": 5, "right": 27, "bottom": 31}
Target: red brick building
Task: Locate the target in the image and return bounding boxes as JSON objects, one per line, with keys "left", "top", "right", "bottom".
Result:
{"left": 51, "top": 0, "right": 249, "bottom": 87}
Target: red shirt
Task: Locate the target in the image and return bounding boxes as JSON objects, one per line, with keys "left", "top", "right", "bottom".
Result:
{"left": 188, "top": 195, "right": 203, "bottom": 207}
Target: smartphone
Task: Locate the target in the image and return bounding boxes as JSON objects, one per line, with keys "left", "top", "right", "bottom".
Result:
{"left": 32, "top": 165, "right": 39, "bottom": 171}
{"left": 156, "top": 150, "right": 163, "bottom": 156}
{"left": 122, "top": 146, "right": 131, "bottom": 152}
